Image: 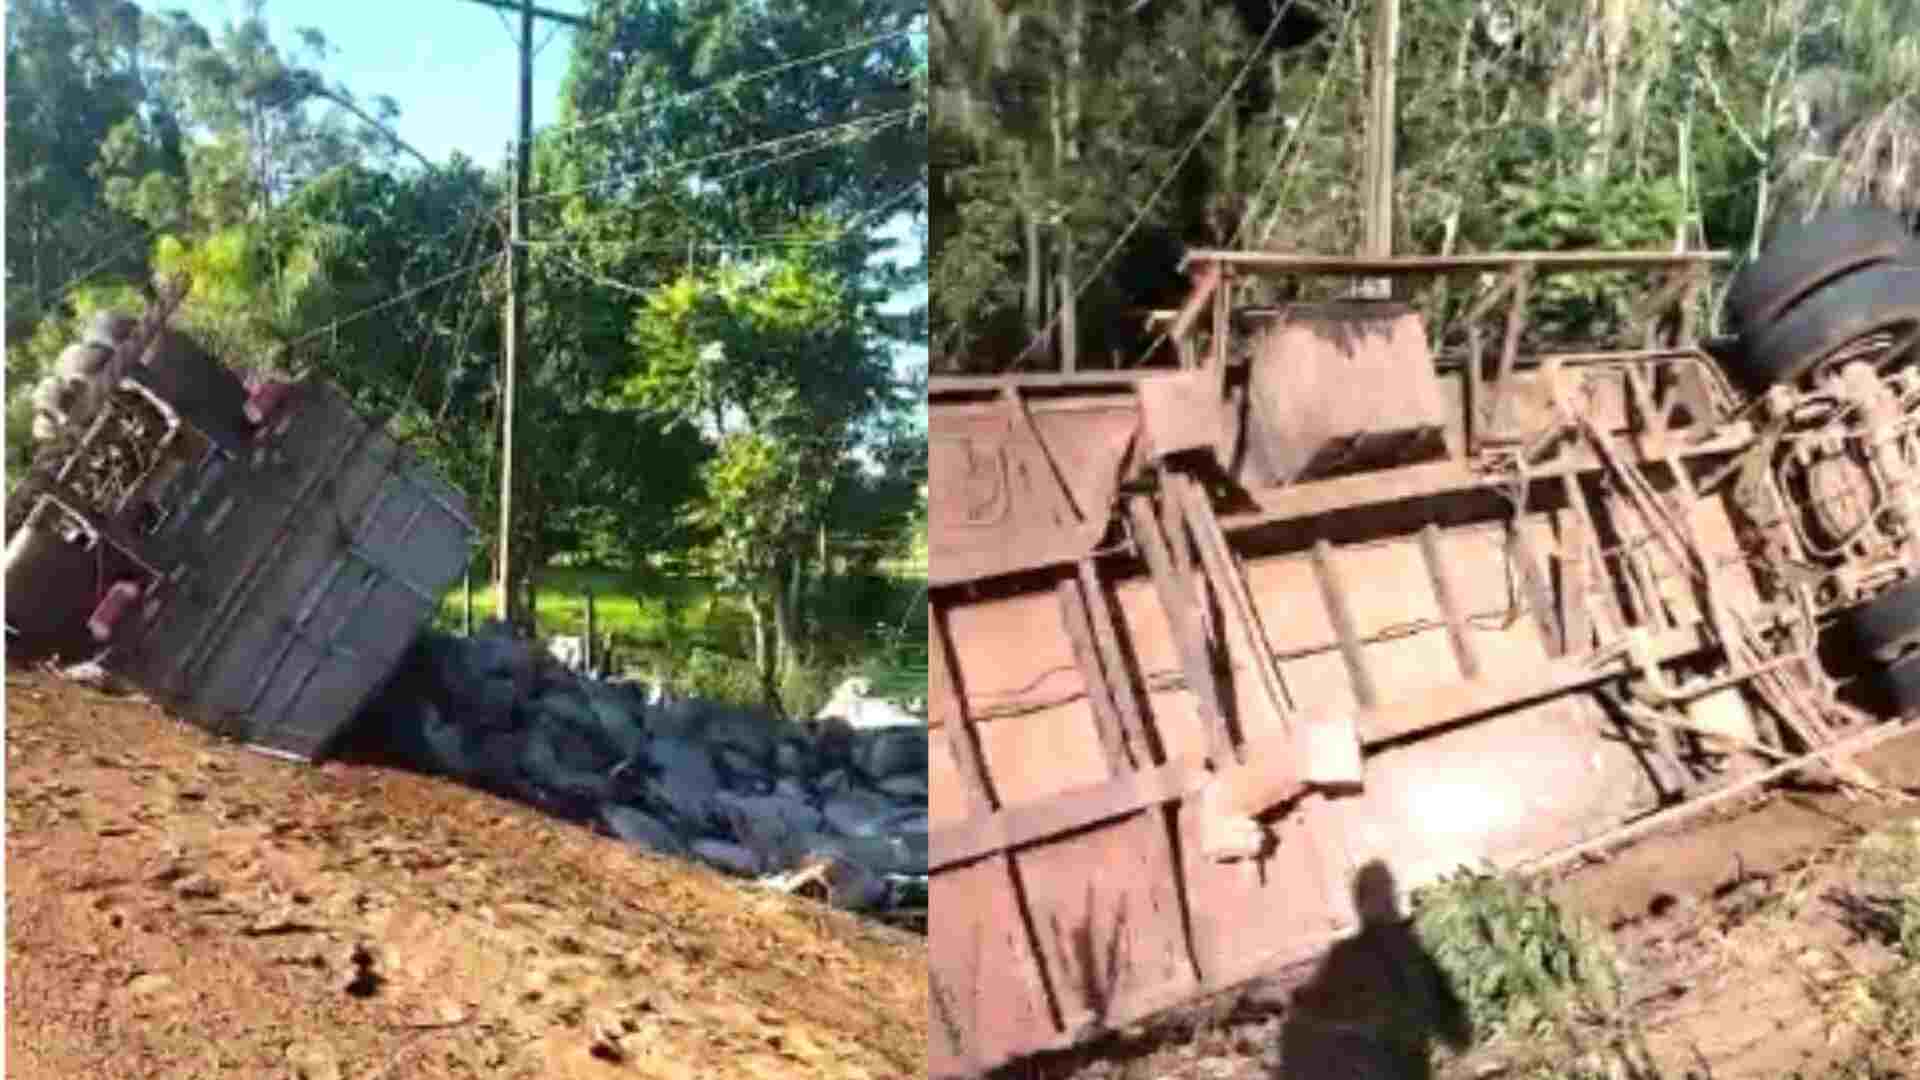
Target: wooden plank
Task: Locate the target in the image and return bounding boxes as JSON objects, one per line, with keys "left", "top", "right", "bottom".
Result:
{"left": 1079, "top": 558, "right": 1156, "bottom": 767}
{"left": 1558, "top": 507, "right": 1593, "bottom": 656}
{"left": 1225, "top": 424, "right": 1754, "bottom": 536}
{"left": 1311, "top": 539, "right": 1380, "bottom": 708}
{"left": 1484, "top": 265, "right": 1534, "bottom": 441}
{"left": 1507, "top": 516, "right": 1564, "bottom": 658}
{"left": 1183, "top": 249, "right": 1733, "bottom": 275}
{"left": 1558, "top": 474, "right": 1627, "bottom": 637}
{"left": 1419, "top": 523, "right": 1482, "bottom": 678}
{"left": 932, "top": 602, "right": 998, "bottom": 815}
{"left": 1128, "top": 496, "right": 1236, "bottom": 767}
{"left": 1056, "top": 576, "right": 1132, "bottom": 774}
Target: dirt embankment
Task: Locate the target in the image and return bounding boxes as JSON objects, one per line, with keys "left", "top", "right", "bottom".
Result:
{"left": 5, "top": 671, "right": 926, "bottom": 1080}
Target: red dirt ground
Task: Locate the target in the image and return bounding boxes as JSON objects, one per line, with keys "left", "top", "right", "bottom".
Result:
{"left": 4, "top": 670, "right": 926, "bottom": 1080}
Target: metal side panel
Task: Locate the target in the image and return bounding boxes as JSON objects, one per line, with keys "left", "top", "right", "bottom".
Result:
{"left": 928, "top": 502, "right": 1704, "bottom": 1076}
{"left": 106, "top": 375, "right": 472, "bottom": 758}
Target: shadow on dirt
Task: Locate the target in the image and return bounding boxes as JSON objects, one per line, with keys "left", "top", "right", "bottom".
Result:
{"left": 1274, "top": 860, "right": 1473, "bottom": 1079}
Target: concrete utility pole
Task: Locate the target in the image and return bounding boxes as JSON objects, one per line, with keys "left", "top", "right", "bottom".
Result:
{"left": 454, "top": 0, "right": 587, "bottom": 626}
{"left": 1361, "top": 0, "right": 1399, "bottom": 261}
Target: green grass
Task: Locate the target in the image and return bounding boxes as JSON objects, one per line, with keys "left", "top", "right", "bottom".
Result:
{"left": 431, "top": 564, "right": 926, "bottom": 718}
{"left": 434, "top": 565, "right": 748, "bottom": 651}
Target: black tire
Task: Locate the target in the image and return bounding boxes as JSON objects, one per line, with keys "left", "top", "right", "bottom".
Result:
{"left": 1726, "top": 206, "right": 1920, "bottom": 336}
{"left": 1879, "top": 650, "right": 1920, "bottom": 716}
{"left": 1843, "top": 575, "right": 1920, "bottom": 664}
{"left": 1725, "top": 261, "right": 1920, "bottom": 391}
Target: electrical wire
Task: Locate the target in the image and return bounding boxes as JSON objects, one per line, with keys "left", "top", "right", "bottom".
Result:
{"left": 270, "top": 254, "right": 501, "bottom": 360}
{"left": 1246, "top": 0, "right": 1355, "bottom": 249}
{"left": 538, "top": 179, "right": 921, "bottom": 303}
{"left": 520, "top": 106, "right": 921, "bottom": 209}
{"left": 1008, "top": 2, "right": 1291, "bottom": 369}
{"left": 537, "top": 27, "right": 915, "bottom": 142}
{"left": 13, "top": 217, "right": 177, "bottom": 318}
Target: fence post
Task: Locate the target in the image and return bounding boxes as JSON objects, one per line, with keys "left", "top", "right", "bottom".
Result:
{"left": 584, "top": 585, "right": 596, "bottom": 674}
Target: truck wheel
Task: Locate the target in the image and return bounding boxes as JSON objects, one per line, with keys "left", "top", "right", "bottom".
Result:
{"left": 1842, "top": 575, "right": 1920, "bottom": 664}
{"left": 1724, "top": 261, "right": 1920, "bottom": 391}
{"left": 1879, "top": 650, "right": 1920, "bottom": 715}
{"left": 1726, "top": 206, "right": 1919, "bottom": 336}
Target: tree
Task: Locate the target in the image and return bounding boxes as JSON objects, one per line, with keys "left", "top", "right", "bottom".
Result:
{"left": 627, "top": 249, "right": 899, "bottom": 712}
{"left": 4, "top": 0, "right": 174, "bottom": 337}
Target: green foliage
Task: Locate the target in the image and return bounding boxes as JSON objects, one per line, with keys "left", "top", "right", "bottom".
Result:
{"left": 1482, "top": 174, "right": 1688, "bottom": 341}
{"left": 1854, "top": 818, "right": 1920, "bottom": 963}
{"left": 934, "top": 0, "right": 1920, "bottom": 370}
{"left": 627, "top": 248, "right": 909, "bottom": 707}
{"left": 1412, "top": 868, "right": 1623, "bottom": 1041}
{"left": 7, "top": 0, "right": 923, "bottom": 709}
{"left": 628, "top": 253, "right": 888, "bottom": 438}
{"left": 689, "top": 432, "right": 830, "bottom": 592}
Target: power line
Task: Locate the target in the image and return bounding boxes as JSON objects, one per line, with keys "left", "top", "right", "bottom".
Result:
{"left": 1009, "top": 0, "right": 1294, "bottom": 369}
{"left": 271, "top": 254, "right": 501, "bottom": 359}
{"left": 538, "top": 27, "right": 915, "bottom": 142}
{"left": 1239, "top": 0, "right": 1355, "bottom": 249}
{"left": 522, "top": 106, "right": 922, "bottom": 209}
{"left": 12, "top": 217, "right": 176, "bottom": 320}
{"left": 524, "top": 182, "right": 923, "bottom": 256}
{"left": 526, "top": 178, "right": 921, "bottom": 256}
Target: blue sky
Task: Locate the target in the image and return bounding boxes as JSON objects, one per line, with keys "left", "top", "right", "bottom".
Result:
{"left": 170, "top": 0, "right": 926, "bottom": 409}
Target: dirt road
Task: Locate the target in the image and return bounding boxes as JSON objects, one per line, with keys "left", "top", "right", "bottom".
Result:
{"left": 5, "top": 670, "right": 926, "bottom": 1080}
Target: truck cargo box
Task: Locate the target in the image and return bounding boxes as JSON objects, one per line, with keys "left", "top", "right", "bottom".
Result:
{"left": 6, "top": 314, "right": 476, "bottom": 761}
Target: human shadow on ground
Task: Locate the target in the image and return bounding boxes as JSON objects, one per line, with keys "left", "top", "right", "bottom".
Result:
{"left": 1275, "top": 860, "right": 1473, "bottom": 1079}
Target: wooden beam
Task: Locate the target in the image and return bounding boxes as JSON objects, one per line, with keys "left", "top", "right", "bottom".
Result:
{"left": 1182, "top": 250, "right": 1733, "bottom": 275}
{"left": 454, "top": 0, "right": 589, "bottom": 26}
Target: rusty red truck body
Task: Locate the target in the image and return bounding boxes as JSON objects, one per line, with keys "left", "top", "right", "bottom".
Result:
{"left": 927, "top": 221, "right": 1920, "bottom": 1075}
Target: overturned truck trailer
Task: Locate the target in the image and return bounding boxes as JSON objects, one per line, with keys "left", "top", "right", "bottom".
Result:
{"left": 927, "top": 210, "right": 1920, "bottom": 1076}
{"left": 5, "top": 296, "right": 476, "bottom": 760}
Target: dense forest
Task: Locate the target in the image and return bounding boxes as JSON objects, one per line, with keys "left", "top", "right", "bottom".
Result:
{"left": 4, "top": 0, "right": 929, "bottom": 711}
{"left": 930, "top": 0, "right": 1920, "bottom": 374}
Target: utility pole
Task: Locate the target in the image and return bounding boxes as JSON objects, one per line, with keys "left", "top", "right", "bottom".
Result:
{"left": 454, "top": 0, "right": 587, "bottom": 626}
{"left": 1361, "top": 0, "right": 1399, "bottom": 263}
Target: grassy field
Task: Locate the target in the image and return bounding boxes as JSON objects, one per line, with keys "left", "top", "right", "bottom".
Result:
{"left": 432, "top": 565, "right": 926, "bottom": 716}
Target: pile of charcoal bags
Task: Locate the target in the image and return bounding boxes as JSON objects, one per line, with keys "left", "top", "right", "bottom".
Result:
{"left": 349, "top": 625, "right": 928, "bottom": 912}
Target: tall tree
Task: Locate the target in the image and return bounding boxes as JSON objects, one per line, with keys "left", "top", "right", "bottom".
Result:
{"left": 627, "top": 246, "right": 901, "bottom": 711}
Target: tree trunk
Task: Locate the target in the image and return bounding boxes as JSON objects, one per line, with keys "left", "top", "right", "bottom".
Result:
{"left": 774, "top": 569, "right": 799, "bottom": 683}
{"left": 1056, "top": 3, "right": 1082, "bottom": 373}
{"left": 748, "top": 585, "right": 788, "bottom": 721}
{"left": 1023, "top": 167, "right": 1044, "bottom": 333}
{"left": 747, "top": 596, "right": 767, "bottom": 675}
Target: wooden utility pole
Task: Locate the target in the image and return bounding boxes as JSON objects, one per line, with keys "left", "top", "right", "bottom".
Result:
{"left": 454, "top": 0, "right": 587, "bottom": 626}
{"left": 1361, "top": 0, "right": 1399, "bottom": 261}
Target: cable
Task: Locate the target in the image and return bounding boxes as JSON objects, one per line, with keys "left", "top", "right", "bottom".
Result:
{"left": 547, "top": 249, "right": 648, "bottom": 297}
{"left": 539, "top": 28, "right": 914, "bottom": 142}
{"left": 13, "top": 217, "right": 176, "bottom": 319}
{"left": 401, "top": 196, "right": 504, "bottom": 411}
{"left": 1243, "top": 0, "right": 1354, "bottom": 249}
{"left": 1008, "top": 3, "right": 1291, "bottom": 368}
{"left": 270, "top": 254, "right": 501, "bottom": 360}
{"left": 522, "top": 106, "right": 921, "bottom": 209}
{"left": 535, "top": 179, "right": 922, "bottom": 296}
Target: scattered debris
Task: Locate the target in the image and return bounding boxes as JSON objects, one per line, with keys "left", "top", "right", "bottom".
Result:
{"left": 817, "top": 675, "right": 924, "bottom": 731}
{"left": 355, "top": 625, "right": 928, "bottom": 915}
